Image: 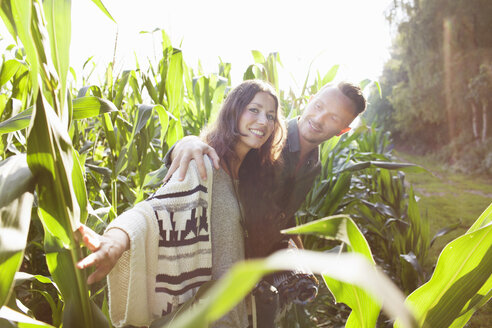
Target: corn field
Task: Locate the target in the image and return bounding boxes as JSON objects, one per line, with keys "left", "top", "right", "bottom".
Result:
{"left": 0, "top": 1, "right": 491, "bottom": 328}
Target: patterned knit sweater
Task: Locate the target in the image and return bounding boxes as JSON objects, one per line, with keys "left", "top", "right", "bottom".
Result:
{"left": 106, "top": 158, "right": 214, "bottom": 327}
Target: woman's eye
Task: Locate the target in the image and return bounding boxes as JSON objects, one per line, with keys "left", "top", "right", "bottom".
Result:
{"left": 267, "top": 114, "right": 275, "bottom": 121}
{"left": 249, "top": 107, "right": 259, "bottom": 113}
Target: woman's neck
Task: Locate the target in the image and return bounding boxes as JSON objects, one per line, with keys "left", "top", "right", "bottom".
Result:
{"left": 222, "top": 153, "right": 245, "bottom": 179}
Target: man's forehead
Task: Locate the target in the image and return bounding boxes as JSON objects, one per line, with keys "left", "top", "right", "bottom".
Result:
{"left": 316, "top": 86, "right": 341, "bottom": 100}
{"left": 318, "top": 87, "right": 356, "bottom": 113}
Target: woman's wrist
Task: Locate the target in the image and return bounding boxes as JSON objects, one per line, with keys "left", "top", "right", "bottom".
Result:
{"left": 105, "top": 228, "right": 130, "bottom": 254}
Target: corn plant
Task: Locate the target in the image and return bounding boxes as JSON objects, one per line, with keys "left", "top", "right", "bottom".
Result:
{"left": 181, "top": 64, "right": 228, "bottom": 135}
{"left": 395, "top": 202, "right": 492, "bottom": 328}
{"left": 0, "top": 0, "right": 114, "bottom": 326}
{"left": 243, "top": 50, "right": 281, "bottom": 93}
{"left": 351, "top": 169, "right": 430, "bottom": 294}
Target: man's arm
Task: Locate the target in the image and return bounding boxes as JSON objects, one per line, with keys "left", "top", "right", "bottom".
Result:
{"left": 163, "top": 135, "right": 220, "bottom": 182}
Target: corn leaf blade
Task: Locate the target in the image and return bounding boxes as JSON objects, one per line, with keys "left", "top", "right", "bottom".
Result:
{"left": 43, "top": 0, "right": 71, "bottom": 117}
{"left": 0, "top": 306, "right": 55, "bottom": 327}
{"left": 0, "top": 155, "right": 34, "bottom": 307}
{"left": 395, "top": 217, "right": 492, "bottom": 328}
{"left": 283, "top": 215, "right": 380, "bottom": 327}
{"left": 89, "top": 0, "right": 115, "bottom": 23}
{"left": 155, "top": 251, "right": 415, "bottom": 328}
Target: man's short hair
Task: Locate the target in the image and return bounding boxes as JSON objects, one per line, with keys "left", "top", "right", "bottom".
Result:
{"left": 337, "top": 82, "right": 367, "bottom": 115}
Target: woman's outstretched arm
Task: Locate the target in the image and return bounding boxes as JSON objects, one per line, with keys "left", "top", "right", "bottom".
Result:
{"left": 76, "top": 224, "right": 130, "bottom": 284}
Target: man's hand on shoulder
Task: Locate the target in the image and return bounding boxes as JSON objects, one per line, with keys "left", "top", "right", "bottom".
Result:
{"left": 164, "top": 135, "right": 220, "bottom": 182}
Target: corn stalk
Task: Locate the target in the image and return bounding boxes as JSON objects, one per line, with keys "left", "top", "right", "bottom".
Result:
{"left": 0, "top": 0, "right": 114, "bottom": 326}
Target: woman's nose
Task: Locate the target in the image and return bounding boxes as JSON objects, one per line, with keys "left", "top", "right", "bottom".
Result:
{"left": 257, "top": 112, "right": 268, "bottom": 124}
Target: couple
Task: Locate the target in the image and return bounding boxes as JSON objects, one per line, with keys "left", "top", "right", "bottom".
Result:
{"left": 77, "top": 79, "right": 366, "bottom": 327}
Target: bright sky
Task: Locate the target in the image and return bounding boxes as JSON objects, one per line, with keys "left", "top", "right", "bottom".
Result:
{"left": 70, "top": 0, "right": 394, "bottom": 94}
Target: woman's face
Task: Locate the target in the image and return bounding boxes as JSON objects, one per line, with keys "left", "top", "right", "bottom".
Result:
{"left": 235, "top": 91, "right": 277, "bottom": 158}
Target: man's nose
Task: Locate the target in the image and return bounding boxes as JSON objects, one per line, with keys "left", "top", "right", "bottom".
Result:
{"left": 314, "top": 110, "right": 329, "bottom": 123}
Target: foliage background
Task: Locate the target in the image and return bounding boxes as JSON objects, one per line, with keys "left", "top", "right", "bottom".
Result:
{"left": 365, "top": 0, "right": 492, "bottom": 175}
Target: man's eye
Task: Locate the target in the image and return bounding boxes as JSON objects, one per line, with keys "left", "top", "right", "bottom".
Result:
{"left": 331, "top": 115, "right": 340, "bottom": 122}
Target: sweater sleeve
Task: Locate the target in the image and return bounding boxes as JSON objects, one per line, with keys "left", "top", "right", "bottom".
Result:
{"left": 105, "top": 201, "right": 160, "bottom": 327}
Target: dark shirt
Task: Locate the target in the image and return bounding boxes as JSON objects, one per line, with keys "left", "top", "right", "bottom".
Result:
{"left": 239, "top": 118, "right": 321, "bottom": 258}
{"left": 275, "top": 118, "right": 321, "bottom": 224}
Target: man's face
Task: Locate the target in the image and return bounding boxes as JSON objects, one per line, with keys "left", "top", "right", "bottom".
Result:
{"left": 298, "top": 87, "right": 357, "bottom": 146}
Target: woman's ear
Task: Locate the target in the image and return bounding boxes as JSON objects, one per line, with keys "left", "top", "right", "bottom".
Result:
{"left": 336, "top": 127, "right": 351, "bottom": 136}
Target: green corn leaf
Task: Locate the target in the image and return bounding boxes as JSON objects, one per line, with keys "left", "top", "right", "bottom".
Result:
{"left": 251, "top": 50, "right": 265, "bottom": 64}
{"left": 9, "top": 0, "right": 40, "bottom": 101}
{"left": 43, "top": 0, "right": 71, "bottom": 117}
{"left": 151, "top": 104, "right": 170, "bottom": 147}
{"left": 243, "top": 65, "right": 256, "bottom": 80}
{"left": 72, "top": 149, "right": 88, "bottom": 224}
{"left": 266, "top": 52, "right": 280, "bottom": 92}
{"left": 101, "top": 112, "right": 117, "bottom": 156}
{"left": 0, "top": 107, "right": 33, "bottom": 134}
{"left": 44, "top": 231, "right": 108, "bottom": 328}
{"left": 430, "top": 222, "right": 461, "bottom": 247}
{"left": 467, "top": 202, "right": 492, "bottom": 233}
{"left": 394, "top": 214, "right": 492, "bottom": 328}
{"left": 165, "top": 48, "right": 184, "bottom": 117}
{"left": 318, "top": 171, "right": 352, "bottom": 216}
{"left": 0, "top": 154, "right": 34, "bottom": 308}
{"left": 209, "top": 76, "right": 227, "bottom": 124}
{"left": 166, "top": 119, "right": 183, "bottom": 153}
{"left": 283, "top": 215, "right": 380, "bottom": 327}
{"left": 203, "top": 76, "right": 212, "bottom": 119}
{"left": 143, "top": 74, "right": 159, "bottom": 104}
{"left": 282, "top": 215, "right": 373, "bottom": 259}
{"left": 321, "top": 64, "right": 340, "bottom": 86}
{"left": 113, "top": 70, "right": 131, "bottom": 109}
{"left": 0, "top": 306, "right": 55, "bottom": 327}
{"left": 0, "top": 96, "right": 117, "bottom": 135}
{"left": 77, "top": 85, "right": 103, "bottom": 98}
{"left": 26, "top": 93, "right": 75, "bottom": 245}
{"left": 0, "top": 1, "right": 17, "bottom": 40}
{"left": 27, "top": 92, "right": 107, "bottom": 327}
{"left": 374, "top": 80, "right": 382, "bottom": 98}
{"left": 161, "top": 28, "right": 172, "bottom": 51}
{"left": 359, "top": 79, "right": 372, "bottom": 91}
{"left": 14, "top": 272, "right": 58, "bottom": 290}
{"left": 142, "top": 163, "right": 168, "bottom": 188}
{"left": 0, "top": 94, "right": 8, "bottom": 119}
{"left": 89, "top": 0, "right": 115, "bottom": 23}
{"left": 156, "top": 251, "right": 415, "bottom": 328}
{"left": 72, "top": 96, "right": 118, "bottom": 119}
{"left": 0, "top": 59, "right": 23, "bottom": 87}
{"left": 129, "top": 71, "right": 142, "bottom": 104}
{"left": 133, "top": 104, "right": 154, "bottom": 136}
{"left": 335, "top": 161, "right": 426, "bottom": 174}
{"left": 164, "top": 49, "right": 184, "bottom": 147}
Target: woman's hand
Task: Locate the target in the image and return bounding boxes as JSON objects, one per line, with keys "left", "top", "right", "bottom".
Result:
{"left": 76, "top": 224, "right": 130, "bottom": 284}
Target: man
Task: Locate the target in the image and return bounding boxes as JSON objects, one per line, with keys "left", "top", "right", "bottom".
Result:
{"left": 163, "top": 82, "right": 366, "bottom": 325}
{"left": 164, "top": 82, "right": 366, "bottom": 243}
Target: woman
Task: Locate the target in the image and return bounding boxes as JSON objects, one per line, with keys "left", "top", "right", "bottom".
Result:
{"left": 77, "top": 79, "right": 285, "bottom": 327}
